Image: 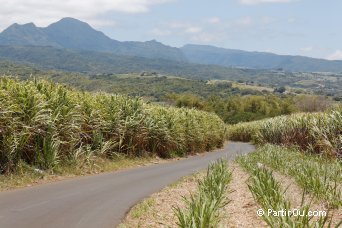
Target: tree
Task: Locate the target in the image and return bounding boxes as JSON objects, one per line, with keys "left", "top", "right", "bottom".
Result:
{"left": 274, "top": 86, "right": 286, "bottom": 94}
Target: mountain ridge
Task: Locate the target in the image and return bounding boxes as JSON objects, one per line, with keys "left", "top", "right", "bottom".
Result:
{"left": 1, "top": 17, "right": 342, "bottom": 72}
{"left": 0, "top": 18, "right": 186, "bottom": 62}
{"left": 181, "top": 44, "right": 342, "bottom": 72}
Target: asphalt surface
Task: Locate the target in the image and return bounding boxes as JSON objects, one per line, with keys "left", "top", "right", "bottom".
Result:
{"left": 0, "top": 142, "right": 254, "bottom": 228}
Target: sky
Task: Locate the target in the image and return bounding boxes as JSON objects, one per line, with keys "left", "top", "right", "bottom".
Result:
{"left": 0, "top": 0, "right": 341, "bottom": 60}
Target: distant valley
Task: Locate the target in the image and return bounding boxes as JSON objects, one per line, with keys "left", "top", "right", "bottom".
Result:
{"left": 0, "top": 18, "right": 341, "bottom": 97}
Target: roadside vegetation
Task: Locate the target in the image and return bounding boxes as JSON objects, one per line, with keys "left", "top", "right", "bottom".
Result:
{"left": 121, "top": 107, "right": 341, "bottom": 227}
{"left": 238, "top": 159, "right": 332, "bottom": 227}
{"left": 228, "top": 108, "right": 342, "bottom": 226}
{"left": 238, "top": 145, "right": 341, "bottom": 208}
{"left": 174, "top": 159, "right": 232, "bottom": 227}
{"left": 120, "top": 160, "right": 235, "bottom": 228}
{"left": 228, "top": 108, "right": 342, "bottom": 157}
{"left": 120, "top": 172, "right": 203, "bottom": 228}
{"left": 0, "top": 156, "right": 156, "bottom": 191}
{"left": 0, "top": 78, "right": 225, "bottom": 176}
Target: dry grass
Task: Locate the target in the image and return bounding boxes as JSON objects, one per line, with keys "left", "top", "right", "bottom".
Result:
{"left": 0, "top": 156, "right": 156, "bottom": 192}
{"left": 0, "top": 149, "right": 222, "bottom": 192}
{"left": 120, "top": 159, "right": 341, "bottom": 227}
{"left": 121, "top": 163, "right": 268, "bottom": 228}
{"left": 220, "top": 163, "right": 266, "bottom": 227}
{"left": 232, "top": 82, "right": 273, "bottom": 92}
{"left": 120, "top": 173, "right": 203, "bottom": 228}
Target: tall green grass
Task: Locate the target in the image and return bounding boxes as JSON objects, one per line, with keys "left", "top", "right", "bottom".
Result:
{"left": 248, "top": 167, "right": 331, "bottom": 227}
{"left": 237, "top": 144, "right": 341, "bottom": 208}
{"left": 228, "top": 109, "right": 342, "bottom": 157}
{"left": 0, "top": 78, "right": 225, "bottom": 173}
{"left": 226, "top": 119, "right": 264, "bottom": 142}
{"left": 174, "top": 159, "right": 232, "bottom": 228}
{"left": 237, "top": 157, "right": 341, "bottom": 228}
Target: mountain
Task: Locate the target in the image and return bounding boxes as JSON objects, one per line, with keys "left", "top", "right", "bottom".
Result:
{"left": 1, "top": 18, "right": 342, "bottom": 72}
{"left": 0, "top": 18, "right": 186, "bottom": 62}
{"left": 181, "top": 44, "right": 342, "bottom": 72}
{"left": 0, "top": 23, "right": 59, "bottom": 46}
{"left": 44, "top": 18, "right": 120, "bottom": 52}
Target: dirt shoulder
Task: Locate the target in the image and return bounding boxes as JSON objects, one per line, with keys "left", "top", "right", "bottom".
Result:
{"left": 271, "top": 170, "right": 342, "bottom": 226}
{"left": 220, "top": 163, "right": 266, "bottom": 227}
{"left": 120, "top": 163, "right": 266, "bottom": 227}
{"left": 0, "top": 152, "right": 203, "bottom": 193}
{"left": 0, "top": 143, "right": 232, "bottom": 192}
{"left": 120, "top": 161, "right": 341, "bottom": 227}
{"left": 119, "top": 172, "right": 203, "bottom": 228}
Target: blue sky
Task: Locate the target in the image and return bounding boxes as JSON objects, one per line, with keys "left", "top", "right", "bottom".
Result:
{"left": 1, "top": 0, "right": 341, "bottom": 59}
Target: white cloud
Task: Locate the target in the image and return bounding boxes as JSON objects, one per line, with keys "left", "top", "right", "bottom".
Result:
{"left": 327, "top": 50, "right": 342, "bottom": 60}
{"left": 0, "top": 0, "right": 174, "bottom": 30}
{"left": 185, "top": 26, "right": 202, "bottom": 34}
{"left": 207, "top": 17, "right": 221, "bottom": 24}
{"left": 88, "top": 20, "right": 118, "bottom": 28}
{"left": 169, "top": 22, "right": 189, "bottom": 29}
{"left": 158, "top": 20, "right": 223, "bottom": 43}
{"left": 239, "top": 0, "right": 294, "bottom": 5}
{"left": 236, "top": 17, "right": 253, "bottom": 26}
{"left": 167, "top": 22, "right": 202, "bottom": 34}
{"left": 150, "top": 28, "right": 171, "bottom": 36}
{"left": 300, "top": 47, "right": 313, "bottom": 52}
{"left": 191, "top": 32, "right": 220, "bottom": 43}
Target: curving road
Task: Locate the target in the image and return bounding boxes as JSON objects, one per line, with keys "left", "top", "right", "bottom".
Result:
{"left": 0, "top": 142, "right": 254, "bottom": 228}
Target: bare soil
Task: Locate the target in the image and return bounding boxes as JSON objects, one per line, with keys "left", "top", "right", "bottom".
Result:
{"left": 272, "top": 171, "right": 342, "bottom": 227}
{"left": 121, "top": 164, "right": 267, "bottom": 228}
{"left": 220, "top": 163, "right": 267, "bottom": 228}
{"left": 121, "top": 173, "right": 203, "bottom": 228}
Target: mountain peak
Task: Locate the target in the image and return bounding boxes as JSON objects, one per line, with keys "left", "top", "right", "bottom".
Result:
{"left": 147, "top": 39, "right": 158, "bottom": 43}
{"left": 0, "top": 21, "right": 57, "bottom": 46}
{"left": 56, "top": 17, "right": 88, "bottom": 25}
{"left": 47, "top": 17, "right": 92, "bottom": 31}
{"left": 59, "top": 17, "right": 82, "bottom": 22}
{"left": 22, "top": 22, "right": 37, "bottom": 28}
{"left": 43, "top": 17, "right": 117, "bottom": 52}
{"left": 2, "top": 23, "right": 19, "bottom": 31}
{"left": 3, "top": 22, "right": 37, "bottom": 32}
{"left": 0, "top": 17, "right": 187, "bottom": 62}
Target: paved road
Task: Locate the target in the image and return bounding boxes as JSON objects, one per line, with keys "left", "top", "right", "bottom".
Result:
{"left": 0, "top": 142, "right": 254, "bottom": 228}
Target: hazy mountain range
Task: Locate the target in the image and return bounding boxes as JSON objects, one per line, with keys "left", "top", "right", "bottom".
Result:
{"left": 1, "top": 17, "right": 342, "bottom": 73}
{"left": 0, "top": 18, "right": 186, "bottom": 62}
